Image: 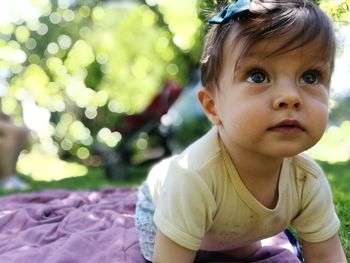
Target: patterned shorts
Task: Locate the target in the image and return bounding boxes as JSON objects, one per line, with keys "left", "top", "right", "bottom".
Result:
{"left": 134, "top": 182, "right": 156, "bottom": 261}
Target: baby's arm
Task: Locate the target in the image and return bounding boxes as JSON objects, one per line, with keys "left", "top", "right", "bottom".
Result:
{"left": 302, "top": 233, "right": 346, "bottom": 263}
{"left": 152, "top": 230, "right": 196, "bottom": 263}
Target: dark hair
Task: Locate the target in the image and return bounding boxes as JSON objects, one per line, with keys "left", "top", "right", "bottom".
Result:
{"left": 200, "top": 0, "right": 336, "bottom": 90}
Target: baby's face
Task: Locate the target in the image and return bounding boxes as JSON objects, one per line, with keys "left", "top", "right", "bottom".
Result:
{"left": 212, "top": 30, "right": 330, "bottom": 159}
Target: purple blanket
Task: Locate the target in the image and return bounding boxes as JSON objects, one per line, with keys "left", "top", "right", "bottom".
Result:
{"left": 0, "top": 188, "right": 143, "bottom": 263}
{"left": 0, "top": 188, "right": 301, "bottom": 263}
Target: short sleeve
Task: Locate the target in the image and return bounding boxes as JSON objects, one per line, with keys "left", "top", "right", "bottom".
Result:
{"left": 153, "top": 161, "right": 216, "bottom": 251}
{"left": 291, "top": 169, "right": 340, "bottom": 243}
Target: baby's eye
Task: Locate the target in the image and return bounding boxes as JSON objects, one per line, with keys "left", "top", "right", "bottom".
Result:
{"left": 300, "top": 71, "right": 319, "bottom": 85}
{"left": 246, "top": 70, "right": 268, "bottom": 84}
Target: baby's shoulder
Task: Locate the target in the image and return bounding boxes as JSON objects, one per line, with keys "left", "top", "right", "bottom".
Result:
{"left": 174, "top": 127, "right": 222, "bottom": 171}
{"left": 290, "top": 152, "right": 325, "bottom": 180}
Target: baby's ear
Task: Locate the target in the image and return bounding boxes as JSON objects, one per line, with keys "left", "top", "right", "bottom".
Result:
{"left": 197, "top": 88, "right": 221, "bottom": 125}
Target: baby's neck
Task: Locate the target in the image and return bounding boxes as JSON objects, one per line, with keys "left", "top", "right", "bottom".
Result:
{"left": 229, "top": 147, "right": 283, "bottom": 180}
{"left": 229, "top": 149, "right": 283, "bottom": 209}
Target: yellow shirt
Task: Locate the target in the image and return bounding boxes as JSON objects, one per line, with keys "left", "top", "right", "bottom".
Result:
{"left": 146, "top": 127, "right": 340, "bottom": 251}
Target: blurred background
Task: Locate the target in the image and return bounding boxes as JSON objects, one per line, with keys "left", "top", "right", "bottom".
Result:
{"left": 0, "top": 0, "right": 349, "bottom": 183}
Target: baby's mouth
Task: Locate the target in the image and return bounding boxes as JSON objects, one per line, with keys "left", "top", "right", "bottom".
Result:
{"left": 268, "top": 120, "right": 305, "bottom": 134}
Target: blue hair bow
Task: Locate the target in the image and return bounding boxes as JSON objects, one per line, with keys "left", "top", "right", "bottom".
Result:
{"left": 208, "top": 0, "right": 251, "bottom": 24}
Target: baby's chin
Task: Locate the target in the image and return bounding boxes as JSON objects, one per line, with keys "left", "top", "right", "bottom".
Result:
{"left": 268, "top": 145, "right": 316, "bottom": 159}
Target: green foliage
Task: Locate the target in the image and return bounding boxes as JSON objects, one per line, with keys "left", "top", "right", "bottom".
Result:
{"left": 197, "top": 0, "right": 217, "bottom": 22}
{"left": 197, "top": 0, "right": 235, "bottom": 24}
{"left": 308, "top": 121, "right": 350, "bottom": 163}
{"left": 320, "top": 0, "right": 350, "bottom": 24}
{"left": 0, "top": 0, "right": 202, "bottom": 175}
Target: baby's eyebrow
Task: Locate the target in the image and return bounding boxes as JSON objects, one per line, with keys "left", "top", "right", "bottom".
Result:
{"left": 234, "top": 57, "right": 261, "bottom": 71}
{"left": 305, "top": 60, "right": 331, "bottom": 70}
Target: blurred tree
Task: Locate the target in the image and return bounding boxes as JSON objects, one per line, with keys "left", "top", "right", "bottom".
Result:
{"left": 0, "top": 0, "right": 202, "bottom": 171}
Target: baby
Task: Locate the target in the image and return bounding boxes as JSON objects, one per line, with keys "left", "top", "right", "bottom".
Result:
{"left": 135, "top": 0, "right": 347, "bottom": 262}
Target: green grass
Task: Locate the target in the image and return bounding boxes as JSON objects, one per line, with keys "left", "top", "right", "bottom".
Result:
{"left": 333, "top": 191, "right": 350, "bottom": 261}
{"left": 0, "top": 165, "right": 149, "bottom": 196}
{"left": 0, "top": 161, "right": 349, "bottom": 261}
{"left": 318, "top": 161, "right": 350, "bottom": 261}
